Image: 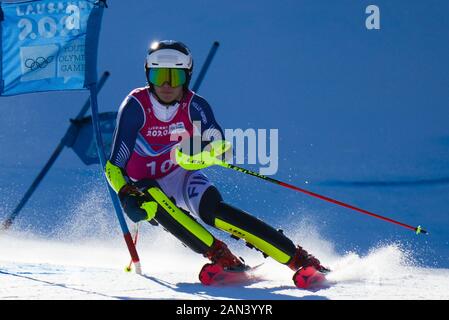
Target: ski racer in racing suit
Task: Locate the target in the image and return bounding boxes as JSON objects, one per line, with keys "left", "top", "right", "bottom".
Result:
{"left": 105, "top": 40, "right": 328, "bottom": 285}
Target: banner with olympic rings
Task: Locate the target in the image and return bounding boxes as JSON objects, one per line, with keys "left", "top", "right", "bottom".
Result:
{"left": 0, "top": 0, "right": 105, "bottom": 96}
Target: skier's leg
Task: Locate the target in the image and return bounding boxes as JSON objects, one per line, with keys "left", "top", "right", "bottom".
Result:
{"left": 134, "top": 179, "right": 244, "bottom": 269}
{"left": 198, "top": 186, "right": 327, "bottom": 272}
{"left": 149, "top": 186, "right": 214, "bottom": 254}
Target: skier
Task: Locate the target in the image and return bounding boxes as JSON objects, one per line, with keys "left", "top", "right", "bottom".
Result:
{"left": 104, "top": 40, "right": 328, "bottom": 286}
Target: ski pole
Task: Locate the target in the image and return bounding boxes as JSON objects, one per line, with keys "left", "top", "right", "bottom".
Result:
{"left": 176, "top": 145, "right": 427, "bottom": 235}
{"left": 214, "top": 161, "right": 427, "bottom": 235}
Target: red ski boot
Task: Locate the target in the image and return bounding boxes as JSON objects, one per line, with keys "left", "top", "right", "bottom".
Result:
{"left": 288, "top": 246, "right": 330, "bottom": 289}
{"left": 199, "top": 240, "right": 250, "bottom": 285}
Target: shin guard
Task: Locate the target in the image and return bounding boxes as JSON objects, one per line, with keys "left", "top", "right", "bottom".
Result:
{"left": 145, "top": 187, "right": 215, "bottom": 255}
{"left": 199, "top": 186, "right": 297, "bottom": 265}
{"left": 213, "top": 202, "right": 296, "bottom": 264}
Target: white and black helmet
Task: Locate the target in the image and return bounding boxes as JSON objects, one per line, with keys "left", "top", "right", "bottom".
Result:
{"left": 144, "top": 40, "right": 193, "bottom": 89}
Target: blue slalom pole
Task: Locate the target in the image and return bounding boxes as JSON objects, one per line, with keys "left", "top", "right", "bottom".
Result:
{"left": 88, "top": 82, "right": 142, "bottom": 272}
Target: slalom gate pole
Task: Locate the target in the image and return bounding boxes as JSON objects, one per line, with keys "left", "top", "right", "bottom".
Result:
{"left": 192, "top": 41, "right": 220, "bottom": 92}
{"left": 1, "top": 71, "right": 111, "bottom": 231}
{"left": 88, "top": 83, "right": 142, "bottom": 274}
{"left": 125, "top": 223, "right": 140, "bottom": 272}
{"left": 214, "top": 161, "right": 427, "bottom": 235}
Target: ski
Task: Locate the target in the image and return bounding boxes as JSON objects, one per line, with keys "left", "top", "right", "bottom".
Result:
{"left": 199, "top": 263, "right": 263, "bottom": 286}
{"left": 293, "top": 266, "right": 329, "bottom": 289}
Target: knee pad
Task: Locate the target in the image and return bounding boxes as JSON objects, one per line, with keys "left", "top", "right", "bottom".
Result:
{"left": 119, "top": 180, "right": 160, "bottom": 224}
{"left": 120, "top": 195, "right": 151, "bottom": 223}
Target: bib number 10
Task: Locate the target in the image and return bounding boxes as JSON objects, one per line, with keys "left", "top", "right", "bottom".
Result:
{"left": 146, "top": 159, "right": 175, "bottom": 176}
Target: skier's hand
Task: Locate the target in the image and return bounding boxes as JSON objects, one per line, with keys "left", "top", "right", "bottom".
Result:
{"left": 118, "top": 184, "right": 147, "bottom": 202}
{"left": 203, "top": 139, "right": 232, "bottom": 161}
{"left": 118, "top": 184, "right": 158, "bottom": 223}
{"left": 175, "top": 140, "right": 232, "bottom": 170}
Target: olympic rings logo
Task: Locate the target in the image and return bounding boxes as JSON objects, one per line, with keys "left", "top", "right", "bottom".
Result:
{"left": 24, "top": 56, "right": 54, "bottom": 71}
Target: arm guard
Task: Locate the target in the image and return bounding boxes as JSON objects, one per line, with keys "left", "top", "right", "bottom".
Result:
{"left": 105, "top": 160, "right": 128, "bottom": 193}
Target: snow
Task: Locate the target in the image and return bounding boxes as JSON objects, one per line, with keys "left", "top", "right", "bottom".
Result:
{"left": 2, "top": 229, "right": 448, "bottom": 300}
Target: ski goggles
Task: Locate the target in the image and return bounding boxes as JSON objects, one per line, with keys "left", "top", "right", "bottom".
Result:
{"left": 148, "top": 68, "right": 187, "bottom": 87}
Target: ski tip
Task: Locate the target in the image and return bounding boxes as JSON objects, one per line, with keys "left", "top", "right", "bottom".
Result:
{"left": 199, "top": 263, "right": 223, "bottom": 286}
{"left": 199, "top": 263, "right": 259, "bottom": 286}
{"left": 293, "top": 266, "right": 327, "bottom": 289}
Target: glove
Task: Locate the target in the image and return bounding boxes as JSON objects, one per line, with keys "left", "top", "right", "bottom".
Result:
{"left": 175, "top": 140, "right": 232, "bottom": 171}
{"left": 118, "top": 184, "right": 158, "bottom": 223}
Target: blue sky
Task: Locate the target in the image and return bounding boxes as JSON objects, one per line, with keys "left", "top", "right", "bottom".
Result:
{"left": 1, "top": 0, "right": 448, "bottom": 267}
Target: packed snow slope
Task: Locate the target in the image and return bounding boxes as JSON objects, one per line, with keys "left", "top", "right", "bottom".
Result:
{"left": 1, "top": 230, "right": 449, "bottom": 300}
